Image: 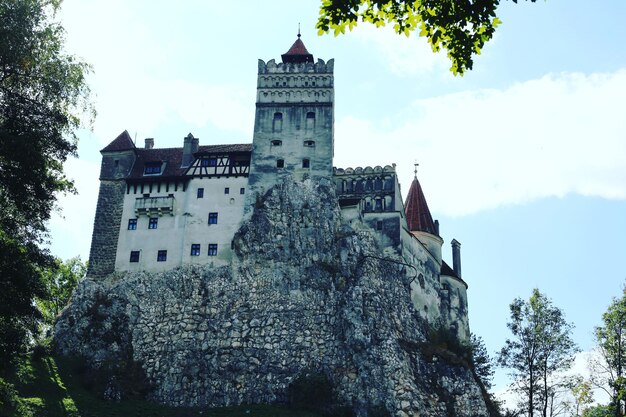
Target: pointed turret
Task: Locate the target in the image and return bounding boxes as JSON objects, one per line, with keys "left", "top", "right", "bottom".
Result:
{"left": 405, "top": 175, "right": 438, "bottom": 235}
{"left": 281, "top": 33, "right": 314, "bottom": 64}
{"left": 404, "top": 169, "right": 443, "bottom": 263}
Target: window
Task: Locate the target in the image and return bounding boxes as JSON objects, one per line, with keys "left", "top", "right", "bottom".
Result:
{"left": 271, "top": 140, "right": 282, "bottom": 146}
{"left": 376, "top": 221, "right": 383, "bottom": 230}
{"left": 240, "top": 187, "right": 245, "bottom": 195}
{"left": 201, "top": 157, "right": 217, "bottom": 167}
{"left": 157, "top": 250, "right": 167, "bottom": 262}
{"left": 273, "top": 112, "right": 283, "bottom": 132}
{"left": 128, "top": 219, "right": 137, "bottom": 230}
{"left": 306, "top": 112, "right": 315, "bottom": 130}
{"left": 197, "top": 188, "right": 204, "bottom": 198}
{"left": 148, "top": 218, "right": 158, "bottom": 229}
{"left": 144, "top": 162, "right": 162, "bottom": 175}
{"left": 190, "top": 244, "right": 201, "bottom": 256}
{"left": 302, "top": 159, "right": 310, "bottom": 169}
{"left": 208, "top": 212, "right": 218, "bottom": 224}
{"left": 224, "top": 187, "right": 230, "bottom": 194}
{"left": 276, "top": 159, "right": 284, "bottom": 168}
{"left": 303, "top": 140, "right": 315, "bottom": 147}
{"left": 208, "top": 244, "right": 218, "bottom": 256}
{"left": 129, "top": 251, "right": 140, "bottom": 262}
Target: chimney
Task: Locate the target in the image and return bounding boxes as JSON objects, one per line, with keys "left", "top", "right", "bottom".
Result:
{"left": 451, "top": 239, "right": 461, "bottom": 278}
{"left": 144, "top": 138, "right": 154, "bottom": 149}
{"left": 181, "top": 133, "right": 197, "bottom": 167}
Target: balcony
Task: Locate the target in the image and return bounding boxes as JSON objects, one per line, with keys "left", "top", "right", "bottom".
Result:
{"left": 135, "top": 196, "right": 175, "bottom": 216}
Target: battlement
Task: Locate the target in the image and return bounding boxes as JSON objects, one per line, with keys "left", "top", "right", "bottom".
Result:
{"left": 258, "top": 58, "right": 334, "bottom": 74}
{"left": 334, "top": 165, "right": 396, "bottom": 176}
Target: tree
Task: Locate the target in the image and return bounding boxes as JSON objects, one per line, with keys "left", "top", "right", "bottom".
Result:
{"left": 317, "top": 0, "right": 537, "bottom": 75}
{"left": 471, "top": 333, "right": 495, "bottom": 390}
{"left": 570, "top": 377, "right": 594, "bottom": 417}
{"left": 498, "top": 289, "right": 579, "bottom": 417}
{"left": 591, "top": 286, "right": 626, "bottom": 417}
{"left": 37, "top": 256, "right": 87, "bottom": 329}
{"left": 0, "top": 0, "right": 92, "bottom": 363}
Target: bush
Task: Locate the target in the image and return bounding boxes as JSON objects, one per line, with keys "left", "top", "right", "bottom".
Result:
{"left": 31, "top": 338, "right": 52, "bottom": 362}
{"left": 0, "top": 377, "right": 19, "bottom": 412}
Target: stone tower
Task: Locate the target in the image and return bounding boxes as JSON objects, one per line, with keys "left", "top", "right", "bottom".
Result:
{"left": 87, "top": 130, "right": 137, "bottom": 277}
{"left": 247, "top": 35, "right": 334, "bottom": 201}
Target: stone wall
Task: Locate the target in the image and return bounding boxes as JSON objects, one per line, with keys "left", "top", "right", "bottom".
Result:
{"left": 57, "top": 177, "right": 490, "bottom": 417}
{"left": 87, "top": 180, "right": 126, "bottom": 277}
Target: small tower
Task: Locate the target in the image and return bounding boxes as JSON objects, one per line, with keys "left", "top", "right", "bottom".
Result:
{"left": 404, "top": 167, "right": 443, "bottom": 264}
{"left": 247, "top": 34, "right": 335, "bottom": 200}
{"left": 87, "top": 130, "right": 137, "bottom": 277}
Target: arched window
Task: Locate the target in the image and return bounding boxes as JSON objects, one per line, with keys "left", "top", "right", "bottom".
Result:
{"left": 273, "top": 112, "right": 283, "bottom": 132}
{"left": 306, "top": 112, "right": 315, "bottom": 130}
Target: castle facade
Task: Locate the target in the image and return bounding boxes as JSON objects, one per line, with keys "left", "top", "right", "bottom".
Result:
{"left": 87, "top": 36, "right": 470, "bottom": 341}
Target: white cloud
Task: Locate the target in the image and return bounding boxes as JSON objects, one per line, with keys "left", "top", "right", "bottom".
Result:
{"left": 335, "top": 69, "right": 626, "bottom": 216}
{"left": 349, "top": 24, "right": 449, "bottom": 76}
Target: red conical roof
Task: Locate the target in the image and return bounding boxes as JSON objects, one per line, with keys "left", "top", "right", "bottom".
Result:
{"left": 405, "top": 176, "right": 438, "bottom": 235}
{"left": 282, "top": 35, "right": 314, "bottom": 64}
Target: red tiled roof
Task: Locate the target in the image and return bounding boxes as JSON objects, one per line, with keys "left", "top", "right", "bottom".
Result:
{"left": 441, "top": 261, "right": 458, "bottom": 278}
{"left": 404, "top": 176, "right": 437, "bottom": 235}
{"left": 282, "top": 36, "right": 314, "bottom": 64}
{"left": 101, "top": 130, "right": 136, "bottom": 152}
{"left": 127, "top": 143, "right": 252, "bottom": 179}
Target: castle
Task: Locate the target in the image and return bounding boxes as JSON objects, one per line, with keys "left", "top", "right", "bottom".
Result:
{"left": 87, "top": 35, "right": 470, "bottom": 341}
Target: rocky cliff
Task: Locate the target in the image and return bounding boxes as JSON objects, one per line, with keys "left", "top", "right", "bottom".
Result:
{"left": 55, "top": 177, "right": 491, "bottom": 417}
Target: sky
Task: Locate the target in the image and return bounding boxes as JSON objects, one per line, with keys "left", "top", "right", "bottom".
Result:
{"left": 51, "top": 0, "right": 626, "bottom": 404}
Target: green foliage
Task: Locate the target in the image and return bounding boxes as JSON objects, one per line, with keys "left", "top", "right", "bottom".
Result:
{"left": 37, "top": 256, "right": 87, "bottom": 328}
{"left": 498, "top": 288, "right": 578, "bottom": 417}
{"left": 0, "top": 0, "right": 93, "bottom": 363}
{"left": 591, "top": 284, "right": 626, "bottom": 416}
{"left": 582, "top": 405, "right": 616, "bottom": 417}
{"left": 470, "top": 333, "right": 495, "bottom": 391}
{"left": 427, "top": 321, "right": 472, "bottom": 362}
{"left": 317, "top": 0, "right": 537, "bottom": 75}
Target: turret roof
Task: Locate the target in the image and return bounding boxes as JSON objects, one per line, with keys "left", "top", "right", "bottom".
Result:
{"left": 282, "top": 34, "right": 314, "bottom": 64}
{"left": 101, "top": 130, "right": 136, "bottom": 152}
{"left": 404, "top": 175, "right": 438, "bottom": 235}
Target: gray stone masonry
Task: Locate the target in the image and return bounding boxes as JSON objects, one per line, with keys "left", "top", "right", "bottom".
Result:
{"left": 87, "top": 180, "right": 126, "bottom": 277}
{"left": 56, "top": 177, "right": 490, "bottom": 417}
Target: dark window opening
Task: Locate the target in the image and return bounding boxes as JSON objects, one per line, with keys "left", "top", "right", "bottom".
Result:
{"left": 208, "top": 212, "right": 218, "bottom": 224}
{"left": 271, "top": 140, "right": 282, "bottom": 146}
{"left": 197, "top": 188, "right": 204, "bottom": 198}
{"left": 276, "top": 159, "right": 284, "bottom": 168}
{"left": 240, "top": 188, "right": 245, "bottom": 195}
{"left": 376, "top": 221, "right": 383, "bottom": 230}
{"left": 144, "top": 162, "right": 162, "bottom": 175}
{"left": 302, "top": 159, "right": 310, "bottom": 169}
{"left": 148, "top": 218, "right": 158, "bottom": 229}
{"left": 190, "top": 244, "right": 201, "bottom": 256}
{"left": 224, "top": 187, "right": 230, "bottom": 194}
{"left": 114, "top": 160, "right": 119, "bottom": 167}
{"left": 208, "top": 244, "right": 218, "bottom": 256}
{"left": 128, "top": 219, "right": 137, "bottom": 230}
{"left": 129, "top": 251, "right": 140, "bottom": 262}
{"left": 157, "top": 250, "right": 167, "bottom": 262}
{"left": 273, "top": 112, "right": 283, "bottom": 132}
{"left": 303, "top": 140, "right": 315, "bottom": 147}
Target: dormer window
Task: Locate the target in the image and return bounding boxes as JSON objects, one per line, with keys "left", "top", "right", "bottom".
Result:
{"left": 144, "top": 162, "right": 162, "bottom": 175}
{"left": 201, "top": 157, "right": 217, "bottom": 167}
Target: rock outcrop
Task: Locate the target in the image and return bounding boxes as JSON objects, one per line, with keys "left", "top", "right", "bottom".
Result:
{"left": 55, "top": 177, "right": 491, "bottom": 416}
